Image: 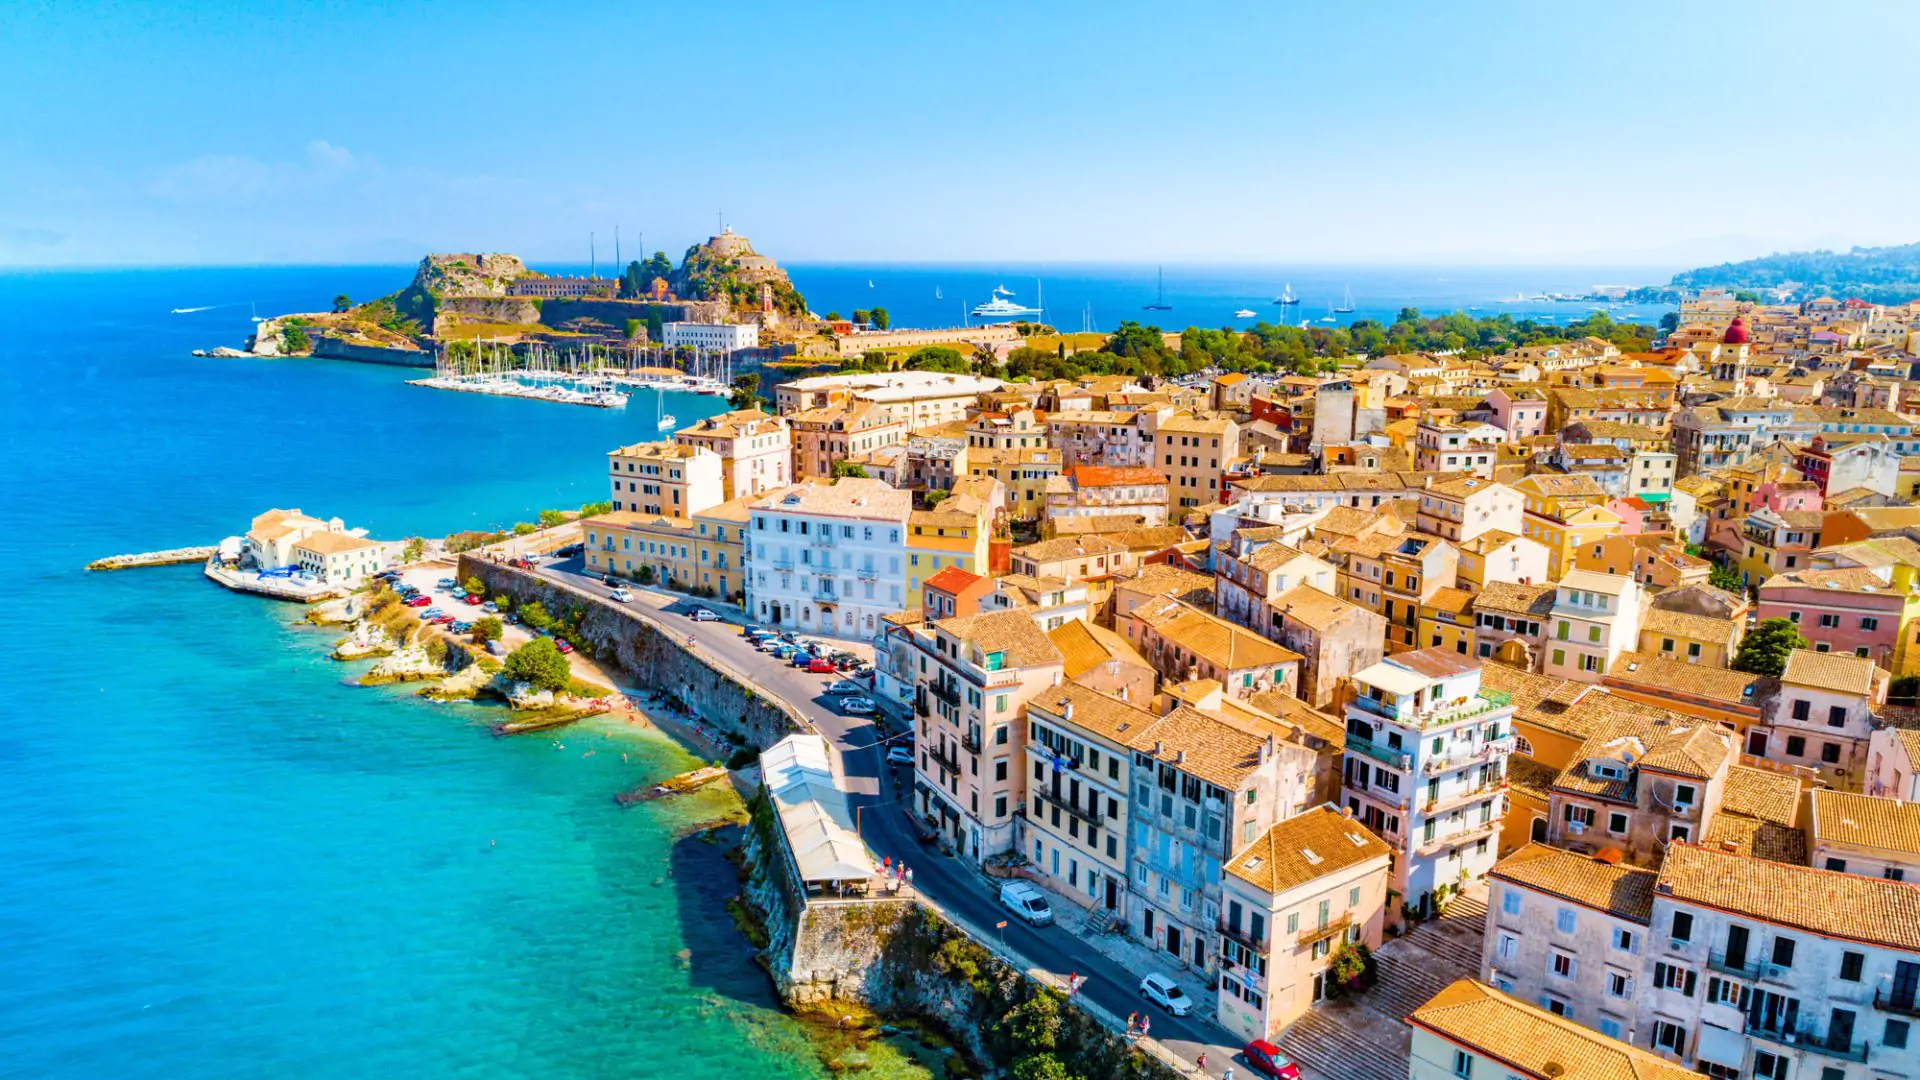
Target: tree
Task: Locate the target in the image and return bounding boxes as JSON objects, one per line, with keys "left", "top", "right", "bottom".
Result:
{"left": 1732, "top": 617, "right": 1809, "bottom": 677}
{"left": 831, "top": 460, "right": 869, "bottom": 479}
{"left": 825, "top": 311, "right": 842, "bottom": 321}
{"left": 729, "top": 372, "right": 763, "bottom": 410}
{"left": 520, "top": 601, "right": 553, "bottom": 632}
{"left": 852, "top": 309, "right": 870, "bottom": 325}
{"left": 462, "top": 576, "right": 486, "bottom": 597}
{"left": 512, "top": 522, "right": 537, "bottom": 536}
{"left": 1660, "top": 312, "right": 1681, "bottom": 333}
{"left": 282, "top": 325, "right": 312, "bottom": 353}
{"left": 332, "top": 293, "right": 352, "bottom": 313}
{"left": 1324, "top": 941, "right": 1377, "bottom": 998}
{"left": 904, "top": 345, "right": 968, "bottom": 372}
{"left": 537, "top": 508, "right": 568, "bottom": 528}
{"left": 471, "top": 616, "right": 503, "bottom": 643}
{"left": 636, "top": 565, "right": 656, "bottom": 586}
{"left": 503, "top": 637, "right": 571, "bottom": 691}
{"left": 624, "top": 318, "right": 642, "bottom": 340}
{"left": 1733, "top": 290, "right": 1763, "bottom": 303}
{"left": 1708, "top": 561, "right": 1743, "bottom": 593}
{"left": 923, "top": 489, "right": 950, "bottom": 508}
{"left": 1008, "top": 1055, "right": 1070, "bottom": 1080}
{"left": 401, "top": 537, "right": 425, "bottom": 563}
{"left": 578, "top": 500, "right": 612, "bottom": 517}
{"left": 869, "top": 307, "right": 889, "bottom": 330}
{"left": 1003, "top": 991, "right": 1063, "bottom": 1053}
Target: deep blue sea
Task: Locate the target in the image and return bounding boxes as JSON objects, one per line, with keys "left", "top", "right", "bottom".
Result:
{"left": 0, "top": 261, "right": 1673, "bottom": 1079}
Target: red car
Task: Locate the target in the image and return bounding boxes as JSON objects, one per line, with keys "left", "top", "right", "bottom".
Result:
{"left": 405, "top": 595, "right": 432, "bottom": 607}
{"left": 462, "top": 594, "right": 484, "bottom": 605}
{"left": 1242, "top": 1041, "right": 1300, "bottom": 1079}
{"left": 429, "top": 614, "right": 456, "bottom": 625}
{"left": 555, "top": 640, "right": 575, "bottom": 654}
{"left": 806, "top": 657, "right": 835, "bottom": 673}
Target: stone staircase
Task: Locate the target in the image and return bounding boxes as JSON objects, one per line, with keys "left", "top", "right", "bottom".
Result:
{"left": 1085, "top": 907, "right": 1119, "bottom": 935}
{"left": 1276, "top": 886, "right": 1490, "bottom": 1080}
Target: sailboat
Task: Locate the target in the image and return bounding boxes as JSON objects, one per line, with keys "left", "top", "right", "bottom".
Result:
{"left": 934, "top": 286, "right": 943, "bottom": 301}
{"left": 249, "top": 301, "right": 263, "bottom": 323}
{"left": 1319, "top": 304, "right": 1335, "bottom": 323}
{"left": 1274, "top": 283, "right": 1300, "bottom": 306}
{"left": 1142, "top": 266, "right": 1172, "bottom": 311}
{"left": 1334, "top": 285, "right": 1355, "bottom": 314}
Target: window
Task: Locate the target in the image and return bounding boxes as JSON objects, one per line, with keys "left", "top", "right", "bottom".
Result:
{"left": 1653, "top": 961, "right": 1696, "bottom": 996}
{"left": 1651, "top": 1020, "right": 1687, "bottom": 1055}
{"left": 1888, "top": 1019, "right": 1912, "bottom": 1050}
{"left": 1605, "top": 968, "right": 1633, "bottom": 999}
{"left": 1771, "top": 936, "right": 1795, "bottom": 969}
{"left": 1608, "top": 811, "right": 1628, "bottom": 835}
{"left": 1550, "top": 950, "right": 1577, "bottom": 979}
{"left": 1828, "top": 705, "right": 1848, "bottom": 728}
{"left": 1501, "top": 889, "right": 1522, "bottom": 916}
{"left": 1786, "top": 735, "right": 1807, "bottom": 756}
{"left": 1862, "top": 616, "right": 1880, "bottom": 630}
{"left": 1451, "top": 1050, "right": 1473, "bottom": 1078}
{"left": 1555, "top": 908, "right": 1577, "bottom": 934}
{"left": 1821, "top": 742, "right": 1842, "bottom": 764}
{"left": 1612, "top": 928, "right": 1637, "bottom": 954}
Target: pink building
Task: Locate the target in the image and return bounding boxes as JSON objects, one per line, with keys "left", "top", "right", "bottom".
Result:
{"left": 1755, "top": 567, "right": 1907, "bottom": 667}
{"left": 1485, "top": 387, "right": 1547, "bottom": 441}
{"left": 1750, "top": 478, "right": 1823, "bottom": 514}
{"left": 1605, "top": 496, "right": 1652, "bottom": 535}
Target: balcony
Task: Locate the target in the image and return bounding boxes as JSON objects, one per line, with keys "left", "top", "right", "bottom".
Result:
{"left": 926, "top": 743, "right": 960, "bottom": 775}
{"left": 1423, "top": 737, "right": 1516, "bottom": 777}
{"left": 1876, "top": 987, "right": 1920, "bottom": 1018}
{"left": 1347, "top": 735, "right": 1413, "bottom": 771}
{"left": 1746, "top": 1021, "right": 1870, "bottom": 1065}
{"left": 1035, "top": 788, "right": 1102, "bottom": 828}
{"left": 809, "top": 533, "right": 834, "bottom": 548}
{"left": 928, "top": 680, "right": 961, "bottom": 707}
{"left": 1424, "top": 781, "right": 1508, "bottom": 816}
{"left": 1414, "top": 818, "right": 1500, "bottom": 856}
{"left": 1216, "top": 917, "right": 1265, "bottom": 952}
{"left": 1351, "top": 695, "right": 1402, "bottom": 722}
{"left": 1297, "top": 912, "right": 1354, "bottom": 949}
{"left": 1706, "top": 951, "right": 1764, "bottom": 981}
{"left": 961, "top": 732, "right": 982, "bottom": 755}
{"left": 984, "top": 668, "right": 1022, "bottom": 689}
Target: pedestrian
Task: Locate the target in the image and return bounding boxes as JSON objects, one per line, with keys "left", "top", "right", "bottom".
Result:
{"left": 1127, "top": 1012, "right": 1137, "bottom": 1037}
{"left": 1140, "top": 1014, "right": 1150, "bottom": 1039}
{"left": 1221, "top": 1067, "right": 1232, "bottom": 1080}
{"left": 883, "top": 855, "right": 892, "bottom": 873}
{"left": 1195, "top": 1052, "right": 1207, "bottom": 1074}
{"left": 904, "top": 867, "right": 913, "bottom": 889}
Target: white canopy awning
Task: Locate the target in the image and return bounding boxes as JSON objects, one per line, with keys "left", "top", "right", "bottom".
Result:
{"left": 761, "top": 735, "right": 873, "bottom": 884}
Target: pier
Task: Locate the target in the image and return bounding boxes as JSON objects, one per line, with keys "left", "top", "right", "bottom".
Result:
{"left": 86, "top": 546, "right": 216, "bottom": 571}
{"left": 614, "top": 765, "right": 728, "bottom": 806}
{"left": 203, "top": 561, "right": 344, "bottom": 602}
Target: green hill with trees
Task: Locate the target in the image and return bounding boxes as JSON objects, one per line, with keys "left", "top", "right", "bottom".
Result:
{"left": 1633, "top": 241, "right": 1920, "bottom": 304}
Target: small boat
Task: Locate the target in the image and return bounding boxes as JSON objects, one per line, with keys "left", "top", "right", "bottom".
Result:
{"left": 657, "top": 414, "right": 677, "bottom": 431}
{"left": 249, "top": 301, "right": 263, "bottom": 323}
{"left": 1274, "top": 283, "right": 1300, "bottom": 306}
{"left": 934, "top": 286, "right": 943, "bottom": 300}
{"left": 1333, "top": 286, "right": 1355, "bottom": 314}
{"left": 170, "top": 305, "right": 215, "bottom": 314}
{"left": 868, "top": 280, "right": 874, "bottom": 288}
{"left": 1233, "top": 308, "right": 1257, "bottom": 319}
{"left": 1142, "top": 265, "right": 1172, "bottom": 311}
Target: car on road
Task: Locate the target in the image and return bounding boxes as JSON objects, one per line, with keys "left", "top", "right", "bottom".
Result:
{"left": 806, "top": 657, "right": 835, "bottom": 673}
{"left": 1242, "top": 1040, "right": 1302, "bottom": 1079}
{"left": 825, "top": 679, "right": 863, "bottom": 695}
{"left": 1138, "top": 973, "right": 1192, "bottom": 1017}
{"left": 609, "top": 589, "right": 633, "bottom": 603}
{"left": 839, "top": 696, "right": 876, "bottom": 716}
{"left": 886, "top": 745, "right": 915, "bottom": 767}
{"left": 555, "top": 544, "right": 584, "bottom": 558}
{"left": 601, "top": 574, "right": 620, "bottom": 586}
{"left": 689, "top": 607, "right": 720, "bottom": 622}
{"left": 405, "top": 595, "right": 432, "bottom": 607}
{"left": 555, "top": 639, "right": 574, "bottom": 654}
{"left": 998, "top": 881, "right": 1054, "bottom": 926}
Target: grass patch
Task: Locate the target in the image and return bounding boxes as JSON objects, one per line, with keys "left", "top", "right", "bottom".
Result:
{"left": 436, "top": 321, "right": 548, "bottom": 340}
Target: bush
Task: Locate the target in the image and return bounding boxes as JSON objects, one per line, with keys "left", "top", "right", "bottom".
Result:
{"left": 401, "top": 537, "right": 425, "bottom": 563}
{"left": 637, "top": 565, "right": 657, "bottom": 585}
{"left": 520, "top": 601, "right": 553, "bottom": 632}
{"left": 579, "top": 501, "right": 613, "bottom": 517}
{"left": 462, "top": 576, "right": 486, "bottom": 597}
{"left": 503, "top": 638, "right": 571, "bottom": 691}
{"left": 512, "top": 522, "right": 537, "bottom": 536}
{"left": 1324, "top": 941, "right": 1377, "bottom": 998}
{"left": 471, "top": 616, "right": 503, "bottom": 643}
{"left": 725, "top": 747, "right": 760, "bottom": 770}
{"left": 282, "top": 325, "right": 312, "bottom": 352}
{"left": 537, "top": 509, "right": 568, "bottom": 528}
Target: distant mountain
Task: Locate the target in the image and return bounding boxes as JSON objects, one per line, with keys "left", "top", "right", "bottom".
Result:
{"left": 1634, "top": 241, "right": 1920, "bottom": 304}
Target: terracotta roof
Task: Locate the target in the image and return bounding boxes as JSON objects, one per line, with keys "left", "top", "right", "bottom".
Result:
{"left": 1225, "top": 806, "right": 1390, "bottom": 895}
{"left": 1013, "top": 534, "right": 1126, "bottom": 565}
{"left": 1122, "top": 705, "right": 1288, "bottom": 790}
{"left": 1701, "top": 812, "right": 1807, "bottom": 866}
{"left": 1490, "top": 843, "right": 1657, "bottom": 923}
{"left": 923, "top": 565, "right": 985, "bottom": 596}
{"left": 1760, "top": 566, "right": 1901, "bottom": 596}
{"left": 1408, "top": 980, "right": 1698, "bottom": 1080}
{"left": 1423, "top": 587, "right": 1474, "bottom": 616}
{"left": 1641, "top": 608, "right": 1737, "bottom": 643}
{"left": 1030, "top": 682, "right": 1160, "bottom": 745}
{"left": 1243, "top": 689, "right": 1347, "bottom": 749}
{"left": 1780, "top": 649, "right": 1885, "bottom": 696}
{"left": 1812, "top": 789, "right": 1920, "bottom": 858}
{"left": 1655, "top": 843, "right": 1920, "bottom": 953}
{"left": 1718, "top": 766, "right": 1800, "bottom": 826}
{"left": 931, "top": 609, "right": 1064, "bottom": 670}
{"left": 293, "top": 531, "right": 379, "bottom": 555}
{"left": 1609, "top": 652, "right": 1767, "bottom": 707}
{"left": 1472, "top": 582, "right": 1557, "bottom": 617}
{"left": 1069, "top": 465, "right": 1168, "bottom": 488}
{"left": 751, "top": 477, "right": 912, "bottom": 520}
{"left": 1136, "top": 601, "right": 1304, "bottom": 672}
{"left": 1048, "top": 619, "right": 1148, "bottom": 680}
{"left": 1271, "top": 584, "right": 1368, "bottom": 631}
{"left": 1113, "top": 562, "right": 1215, "bottom": 605}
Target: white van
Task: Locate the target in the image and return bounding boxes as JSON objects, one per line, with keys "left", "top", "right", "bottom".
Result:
{"left": 998, "top": 881, "right": 1054, "bottom": 926}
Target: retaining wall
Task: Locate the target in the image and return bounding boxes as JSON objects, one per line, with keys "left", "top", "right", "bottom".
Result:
{"left": 458, "top": 558, "right": 804, "bottom": 750}
{"left": 312, "top": 336, "right": 433, "bottom": 368}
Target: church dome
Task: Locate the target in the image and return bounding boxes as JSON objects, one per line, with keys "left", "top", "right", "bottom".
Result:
{"left": 1723, "top": 316, "right": 1749, "bottom": 344}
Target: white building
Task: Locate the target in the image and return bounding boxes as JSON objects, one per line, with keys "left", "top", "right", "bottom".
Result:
{"left": 1483, "top": 843, "right": 1657, "bottom": 1034}
{"left": 1340, "top": 648, "right": 1515, "bottom": 922}
{"left": 661, "top": 321, "right": 759, "bottom": 353}
{"left": 292, "top": 532, "right": 389, "bottom": 586}
{"left": 1410, "top": 979, "right": 1698, "bottom": 1080}
{"left": 746, "top": 478, "right": 910, "bottom": 639}
{"left": 1542, "top": 570, "right": 1643, "bottom": 684}
{"left": 1755, "top": 649, "right": 1890, "bottom": 789}
{"left": 1808, "top": 789, "right": 1920, "bottom": 882}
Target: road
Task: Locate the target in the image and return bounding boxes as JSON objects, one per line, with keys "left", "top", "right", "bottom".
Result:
{"left": 530, "top": 556, "right": 1251, "bottom": 1075}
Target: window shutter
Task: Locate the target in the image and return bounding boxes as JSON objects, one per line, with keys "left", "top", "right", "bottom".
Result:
{"left": 1683, "top": 970, "right": 1697, "bottom": 997}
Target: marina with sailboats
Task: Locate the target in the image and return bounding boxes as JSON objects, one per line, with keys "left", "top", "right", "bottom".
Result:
{"left": 407, "top": 339, "right": 737, "bottom": 411}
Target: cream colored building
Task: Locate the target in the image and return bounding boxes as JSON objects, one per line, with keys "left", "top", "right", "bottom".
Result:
{"left": 242, "top": 508, "right": 334, "bottom": 570}
{"left": 1021, "top": 683, "right": 1153, "bottom": 917}
{"left": 674, "top": 409, "right": 792, "bottom": 501}
{"left": 1409, "top": 979, "right": 1697, "bottom": 1080}
{"left": 608, "top": 440, "right": 723, "bottom": 517}
{"left": 774, "top": 369, "right": 1002, "bottom": 428}
{"left": 1215, "top": 806, "right": 1392, "bottom": 1042}
{"left": 1155, "top": 412, "right": 1238, "bottom": 511}
{"left": 292, "top": 531, "right": 388, "bottom": 586}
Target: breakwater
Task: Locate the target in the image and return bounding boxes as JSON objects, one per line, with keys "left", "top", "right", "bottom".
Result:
{"left": 459, "top": 558, "right": 807, "bottom": 751}
{"left": 86, "top": 545, "right": 215, "bottom": 571}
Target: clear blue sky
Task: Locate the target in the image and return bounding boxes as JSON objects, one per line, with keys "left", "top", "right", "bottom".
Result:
{"left": 5, "top": 0, "right": 1918, "bottom": 267}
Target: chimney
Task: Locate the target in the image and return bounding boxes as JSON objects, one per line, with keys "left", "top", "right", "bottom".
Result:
{"left": 1153, "top": 740, "right": 1163, "bottom": 757}
{"left": 1064, "top": 701, "right": 1075, "bottom": 721}
{"left": 1119, "top": 686, "right": 1130, "bottom": 702}
{"left": 1175, "top": 750, "right": 1187, "bottom": 764}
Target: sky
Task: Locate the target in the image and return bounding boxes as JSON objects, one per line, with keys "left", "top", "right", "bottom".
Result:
{"left": 4, "top": 0, "right": 1920, "bottom": 269}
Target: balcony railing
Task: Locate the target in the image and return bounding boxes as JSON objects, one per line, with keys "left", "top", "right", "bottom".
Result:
{"left": 1876, "top": 987, "right": 1920, "bottom": 1018}
{"left": 1424, "top": 781, "right": 1509, "bottom": 816}
{"left": 1350, "top": 695, "right": 1401, "bottom": 722}
{"left": 984, "top": 668, "right": 1022, "bottom": 688}
{"left": 1347, "top": 735, "right": 1413, "bottom": 771}
{"left": 961, "top": 732, "right": 982, "bottom": 755}
{"left": 928, "top": 680, "right": 961, "bottom": 706}
{"left": 1706, "top": 951, "right": 1764, "bottom": 981}
{"left": 926, "top": 744, "right": 960, "bottom": 776}
{"left": 1746, "top": 1021, "right": 1870, "bottom": 1064}
{"left": 1035, "top": 788, "right": 1102, "bottom": 827}
{"left": 1216, "top": 917, "right": 1265, "bottom": 952}
{"left": 1423, "top": 737, "right": 1516, "bottom": 777}
{"left": 1297, "top": 912, "right": 1354, "bottom": 949}
{"left": 1414, "top": 818, "right": 1500, "bottom": 855}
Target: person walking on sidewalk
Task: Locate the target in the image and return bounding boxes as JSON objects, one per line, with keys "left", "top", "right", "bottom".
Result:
{"left": 1195, "top": 1052, "right": 1207, "bottom": 1075}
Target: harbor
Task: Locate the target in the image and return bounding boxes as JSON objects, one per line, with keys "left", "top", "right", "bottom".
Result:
{"left": 86, "top": 545, "right": 216, "bottom": 571}
{"left": 409, "top": 338, "right": 739, "bottom": 409}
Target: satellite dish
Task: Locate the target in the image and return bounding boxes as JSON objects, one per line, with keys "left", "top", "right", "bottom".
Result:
{"left": 1544, "top": 1065, "right": 1566, "bottom": 1078}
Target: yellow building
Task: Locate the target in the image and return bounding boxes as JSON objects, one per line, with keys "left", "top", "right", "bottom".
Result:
{"left": 607, "top": 441, "right": 724, "bottom": 517}
{"left": 691, "top": 496, "right": 753, "bottom": 603}
{"left": 1416, "top": 586, "right": 1476, "bottom": 657}
{"left": 967, "top": 445, "right": 1061, "bottom": 522}
{"left": 673, "top": 409, "right": 792, "bottom": 501}
{"left": 1153, "top": 412, "right": 1238, "bottom": 512}
{"left": 908, "top": 498, "right": 990, "bottom": 596}
{"left": 582, "top": 511, "right": 699, "bottom": 589}
{"left": 1512, "top": 473, "right": 1623, "bottom": 580}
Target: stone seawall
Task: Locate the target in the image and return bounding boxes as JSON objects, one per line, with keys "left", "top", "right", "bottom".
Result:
{"left": 458, "top": 558, "right": 805, "bottom": 750}
{"left": 735, "top": 794, "right": 1181, "bottom": 1079}
{"left": 312, "top": 336, "right": 433, "bottom": 368}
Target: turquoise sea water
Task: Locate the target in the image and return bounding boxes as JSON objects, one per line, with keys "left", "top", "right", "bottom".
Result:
{"left": 0, "top": 267, "right": 850, "bottom": 1079}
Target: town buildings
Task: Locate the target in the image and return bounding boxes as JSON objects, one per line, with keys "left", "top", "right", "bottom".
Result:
{"left": 607, "top": 440, "right": 723, "bottom": 516}
{"left": 674, "top": 409, "right": 792, "bottom": 501}
{"left": 660, "top": 321, "right": 759, "bottom": 353}
{"left": 746, "top": 477, "right": 911, "bottom": 638}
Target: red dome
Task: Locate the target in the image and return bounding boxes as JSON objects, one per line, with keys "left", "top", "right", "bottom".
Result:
{"left": 1723, "top": 316, "right": 1749, "bottom": 344}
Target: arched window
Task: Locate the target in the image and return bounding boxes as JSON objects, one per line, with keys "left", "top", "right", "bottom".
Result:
{"left": 1514, "top": 734, "right": 1534, "bottom": 756}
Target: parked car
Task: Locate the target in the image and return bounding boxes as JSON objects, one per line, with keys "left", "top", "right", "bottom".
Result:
{"left": 508, "top": 557, "right": 534, "bottom": 570}
{"left": 555, "top": 639, "right": 574, "bottom": 654}
{"left": 486, "top": 640, "right": 505, "bottom": 656}
{"left": 405, "top": 595, "right": 432, "bottom": 608}
{"left": 462, "top": 594, "right": 483, "bottom": 605}
{"left": 853, "top": 666, "right": 875, "bottom": 681}
{"left": 450, "top": 621, "right": 472, "bottom": 634}
{"left": 609, "top": 589, "right": 633, "bottom": 603}
{"left": 1138, "top": 974, "right": 1192, "bottom": 1017}
{"left": 450, "top": 588, "right": 467, "bottom": 599}
{"left": 839, "top": 697, "right": 876, "bottom": 716}
{"left": 436, "top": 578, "right": 456, "bottom": 589}
{"left": 374, "top": 570, "right": 399, "bottom": 582}
{"left": 1242, "top": 1040, "right": 1302, "bottom": 1080}
{"left": 998, "top": 882, "right": 1054, "bottom": 926}
{"left": 555, "top": 544, "right": 584, "bottom": 558}
{"left": 886, "top": 745, "right": 915, "bottom": 767}
{"left": 429, "top": 614, "right": 456, "bottom": 626}
{"left": 482, "top": 602, "right": 499, "bottom": 613}
{"left": 806, "top": 657, "right": 835, "bottom": 674}
{"left": 825, "top": 680, "right": 863, "bottom": 695}
{"left": 789, "top": 652, "right": 815, "bottom": 668}
{"left": 689, "top": 607, "right": 720, "bottom": 622}
{"left": 422, "top": 607, "right": 445, "bottom": 618}
{"left": 742, "top": 624, "right": 765, "bottom": 637}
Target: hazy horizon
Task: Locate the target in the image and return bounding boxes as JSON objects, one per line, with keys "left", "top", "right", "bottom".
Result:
{"left": 5, "top": 1, "right": 1918, "bottom": 269}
